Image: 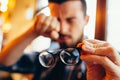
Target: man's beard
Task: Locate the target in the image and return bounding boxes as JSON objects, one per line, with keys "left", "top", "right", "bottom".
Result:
{"left": 60, "top": 41, "right": 78, "bottom": 49}
{"left": 60, "top": 42, "right": 69, "bottom": 49}
{"left": 60, "top": 34, "right": 84, "bottom": 49}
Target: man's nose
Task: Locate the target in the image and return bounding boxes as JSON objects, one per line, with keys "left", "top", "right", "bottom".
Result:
{"left": 60, "top": 22, "right": 69, "bottom": 34}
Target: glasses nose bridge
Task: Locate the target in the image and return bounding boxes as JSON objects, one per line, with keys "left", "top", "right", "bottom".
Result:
{"left": 60, "top": 21, "right": 69, "bottom": 33}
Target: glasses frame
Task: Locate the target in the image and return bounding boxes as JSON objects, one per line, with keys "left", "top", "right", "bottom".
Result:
{"left": 39, "top": 48, "right": 81, "bottom": 68}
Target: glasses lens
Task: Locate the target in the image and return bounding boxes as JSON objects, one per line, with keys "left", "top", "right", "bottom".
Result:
{"left": 60, "top": 48, "right": 80, "bottom": 65}
{"left": 39, "top": 51, "right": 55, "bottom": 67}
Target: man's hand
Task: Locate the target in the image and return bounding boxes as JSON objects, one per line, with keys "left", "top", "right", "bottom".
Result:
{"left": 34, "top": 14, "right": 60, "bottom": 40}
{"left": 78, "top": 39, "right": 120, "bottom": 80}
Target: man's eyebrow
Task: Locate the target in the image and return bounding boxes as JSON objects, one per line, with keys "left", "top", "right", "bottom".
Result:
{"left": 57, "top": 17, "right": 76, "bottom": 22}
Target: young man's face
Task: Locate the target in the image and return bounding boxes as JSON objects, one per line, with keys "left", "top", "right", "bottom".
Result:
{"left": 50, "top": 1, "right": 89, "bottom": 47}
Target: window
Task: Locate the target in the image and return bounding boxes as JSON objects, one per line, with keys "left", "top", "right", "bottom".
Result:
{"left": 106, "top": 0, "right": 120, "bottom": 51}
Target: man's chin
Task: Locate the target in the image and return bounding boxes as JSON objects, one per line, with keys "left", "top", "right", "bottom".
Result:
{"left": 57, "top": 39, "right": 75, "bottom": 47}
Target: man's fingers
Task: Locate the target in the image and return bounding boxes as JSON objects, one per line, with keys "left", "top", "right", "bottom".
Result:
{"left": 50, "top": 31, "right": 59, "bottom": 40}
{"left": 83, "top": 39, "right": 104, "bottom": 44}
{"left": 81, "top": 54, "right": 119, "bottom": 72}
{"left": 82, "top": 40, "right": 120, "bottom": 65}
{"left": 34, "top": 14, "right": 46, "bottom": 34}
{"left": 40, "top": 16, "right": 53, "bottom": 33}
{"left": 49, "top": 17, "right": 60, "bottom": 32}
{"left": 34, "top": 14, "right": 60, "bottom": 39}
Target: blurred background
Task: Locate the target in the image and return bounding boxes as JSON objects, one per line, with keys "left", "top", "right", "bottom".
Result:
{"left": 0, "top": 0, "right": 120, "bottom": 80}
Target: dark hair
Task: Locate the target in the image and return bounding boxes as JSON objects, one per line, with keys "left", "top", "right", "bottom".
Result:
{"left": 49, "top": 0, "right": 87, "bottom": 16}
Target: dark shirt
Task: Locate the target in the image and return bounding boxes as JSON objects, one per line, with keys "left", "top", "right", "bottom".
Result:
{"left": 0, "top": 41, "right": 86, "bottom": 80}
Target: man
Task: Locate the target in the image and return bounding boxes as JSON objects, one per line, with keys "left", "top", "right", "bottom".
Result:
{"left": 33, "top": 0, "right": 89, "bottom": 79}
{"left": 0, "top": 0, "right": 120, "bottom": 80}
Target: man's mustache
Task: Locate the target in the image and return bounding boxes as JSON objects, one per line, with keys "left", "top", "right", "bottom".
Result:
{"left": 59, "top": 33, "right": 71, "bottom": 38}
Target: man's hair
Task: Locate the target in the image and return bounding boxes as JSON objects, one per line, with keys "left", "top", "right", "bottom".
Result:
{"left": 49, "top": 0, "right": 87, "bottom": 16}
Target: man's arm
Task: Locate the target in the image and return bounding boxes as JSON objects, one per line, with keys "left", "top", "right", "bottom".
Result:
{"left": 0, "top": 24, "right": 38, "bottom": 66}
{"left": 0, "top": 13, "right": 60, "bottom": 66}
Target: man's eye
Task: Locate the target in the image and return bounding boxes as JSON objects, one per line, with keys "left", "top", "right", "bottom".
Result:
{"left": 67, "top": 19, "right": 74, "bottom": 23}
{"left": 57, "top": 18, "right": 60, "bottom": 22}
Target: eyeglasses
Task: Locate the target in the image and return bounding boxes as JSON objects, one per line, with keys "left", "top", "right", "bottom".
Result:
{"left": 39, "top": 48, "right": 81, "bottom": 68}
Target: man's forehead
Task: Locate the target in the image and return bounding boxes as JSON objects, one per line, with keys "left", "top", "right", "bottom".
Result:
{"left": 49, "top": 1, "right": 82, "bottom": 17}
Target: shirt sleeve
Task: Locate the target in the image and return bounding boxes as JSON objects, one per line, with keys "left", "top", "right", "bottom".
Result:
{"left": 0, "top": 52, "right": 39, "bottom": 74}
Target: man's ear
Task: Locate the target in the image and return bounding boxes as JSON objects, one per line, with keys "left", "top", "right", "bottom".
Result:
{"left": 85, "top": 15, "right": 89, "bottom": 25}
